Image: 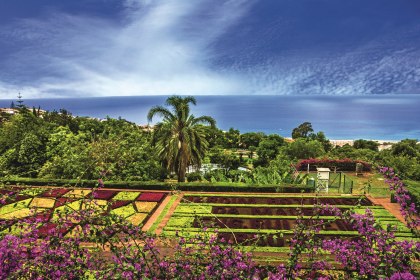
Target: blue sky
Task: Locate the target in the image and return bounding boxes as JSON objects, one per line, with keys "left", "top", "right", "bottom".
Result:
{"left": 0, "top": 0, "right": 419, "bottom": 98}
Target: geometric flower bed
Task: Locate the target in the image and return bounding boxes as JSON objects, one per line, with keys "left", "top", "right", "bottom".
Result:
{"left": 0, "top": 186, "right": 168, "bottom": 236}
{"left": 164, "top": 193, "right": 416, "bottom": 248}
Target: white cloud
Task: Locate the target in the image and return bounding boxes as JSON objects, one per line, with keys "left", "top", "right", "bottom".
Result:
{"left": 0, "top": 0, "right": 419, "bottom": 98}
{"left": 0, "top": 0, "right": 253, "bottom": 98}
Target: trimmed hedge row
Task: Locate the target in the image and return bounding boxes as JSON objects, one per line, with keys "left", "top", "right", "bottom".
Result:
{"left": 296, "top": 158, "right": 372, "bottom": 172}
{"left": 1, "top": 177, "right": 315, "bottom": 193}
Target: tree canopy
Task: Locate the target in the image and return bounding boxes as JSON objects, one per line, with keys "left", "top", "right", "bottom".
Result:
{"left": 148, "top": 96, "right": 216, "bottom": 182}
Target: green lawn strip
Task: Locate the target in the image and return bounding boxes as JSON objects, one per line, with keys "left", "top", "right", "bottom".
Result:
{"left": 354, "top": 208, "right": 395, "bottom": 217}
{"left": 165, "top": 216, "right": 195, "bottom": 228}
{"left": 0, "top": 198, "right": 33, "bottom": 216}
{"left": 170, "top": 213, "right": 340, "bottom": 220}
{"left": 377, "top": 220, "right": 412, "bottom": 233}
{"left": 112, "top": 191, "right": 140, "bottom": 201}
{"left": 163, "top": 227, "right": 359, "bottom": 236}
{"left": 18, "top": 187, "right": 48, "bottom": 197}
{"left": 163, "top": 228, "right": 417, "bottom": 242}
{"left": 393, "top": 232, "right": 418, "bottom": 238}
{"left": 173, "top": 204, "right": 212, "bottom": 214}
{"left": 183, "top": 193, "right": 366, "bottom": 199}
{"left": 239, "top": 246, "right": 291, "bottom": 253}
{"left": 395, "top": 237, "right": 420, "bottom": 242}
{"left": 178, "top": 202, "right": 384, "bottom": 209}
{"left": 148, "top": 195, "right": 178, "bottom": 234}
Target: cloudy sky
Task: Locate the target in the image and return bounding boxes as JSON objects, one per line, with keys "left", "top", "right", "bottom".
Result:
{"left": 0, "top": 0, "right": 419, "bottom": 98}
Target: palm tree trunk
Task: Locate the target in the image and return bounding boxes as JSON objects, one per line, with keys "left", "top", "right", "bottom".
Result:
{"left": 178, "top": 165, "right": 186, "bottom": 182}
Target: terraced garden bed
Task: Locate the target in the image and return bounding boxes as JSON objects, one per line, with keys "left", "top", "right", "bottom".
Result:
{"left": 0, "top": 186, "right": 168, "bottom": 236}
{"left": 164, "top": 193, "right": 416, "bottom": 248}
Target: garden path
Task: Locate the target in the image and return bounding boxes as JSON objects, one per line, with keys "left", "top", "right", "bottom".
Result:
{"left": 368, "top": 196, "right": 406, "bottom": 224}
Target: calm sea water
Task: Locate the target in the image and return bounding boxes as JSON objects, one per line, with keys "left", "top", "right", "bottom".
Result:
{"left": 1, "top": 95, "right": 419, "bottom": 140}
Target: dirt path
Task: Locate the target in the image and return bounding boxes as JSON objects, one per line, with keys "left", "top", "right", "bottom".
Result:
{"left": 155, "top": 193, "right": 184, "bottom": 235}
{"left": 142, "top": 194, "right": 173, "bottom": 233}
{"left": 368, "top": 196, "right": 406, "bottom": 223}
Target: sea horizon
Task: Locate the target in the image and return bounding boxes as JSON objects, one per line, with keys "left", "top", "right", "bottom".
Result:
{"left": 1, "top": 95, "right": 419, "bottom": 141}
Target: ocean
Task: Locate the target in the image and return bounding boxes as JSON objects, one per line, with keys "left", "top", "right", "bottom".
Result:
{"left": 1, "top": 95, "right": 419, "bottom": 140}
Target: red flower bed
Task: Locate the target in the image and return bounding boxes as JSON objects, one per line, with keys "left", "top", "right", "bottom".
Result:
{"left": 37, "top": 222, "right": 73, "bottom": 237}
{"left": 212, "top": 206, "right": 350, "bottom": 216}
{"left": 185, "top": 196, "right": 372, "bottom": 206}
{"left": 41, "top": 188, "right": 69, "bottom": 198}
{"left": 296, "top": 158, "right": 372, "bottom": 172}
{"left": 54, "top": 198, "right": 76, "bottom": 208}
{"left": 31, "top": 211, "right": 53, "bottom": 223}
{"left": 110, "top": 200, "right": 131, "bottom": 209}
{"left": 0, "top": 190, "right": 14, "bottom": 195}
{"left": 136, "top": 192, "right": 166, "bottom": 202}
{"left": 92, "top": 190, "right": 117, "bottom": 200}
{"left": 14, "top": 195, "right": 31, "bottom": 203}
{"left": 193, "top": 217, "right": 353, "bottom": 231}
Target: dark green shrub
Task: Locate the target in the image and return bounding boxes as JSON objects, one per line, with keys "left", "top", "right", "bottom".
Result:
{"left": 187, "top": 172, "right": 202, "bottom": 182}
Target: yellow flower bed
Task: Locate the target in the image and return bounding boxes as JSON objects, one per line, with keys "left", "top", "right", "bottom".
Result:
{"left": 126, "top": 213, "right": 148, "bottom": 226}
{"left": 0, "top": 199, "right": 32, "bottom": 216}
{"left": 80, "top": 199, "right": 108, "bottom": 211}
{"left": 53, "top": 200, "right": 83, "bottom": 222}
{"left": 135, "top": 201, "right": 157, "bottom": 213}
{"left": 63, "top": 189, "right": 92, "bottom": 198}
{"left": 30, "top": 198, "right": 55, "bottom": 208}
{"left": 112, "top": 191, "right": 139, "bottom": 201}
{"left": 0, "top": 208, "right": 35, "bottom": 220}
{"left": 111, "top": 204, "right": 137, "bottom": 218}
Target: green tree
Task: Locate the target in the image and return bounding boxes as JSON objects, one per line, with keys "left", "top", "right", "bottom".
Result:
{"left": 254, "top": 137, "right": 284, "bottom": 167}
{"left": 225, "top": 128, "right": 240, "bottom": 148}
{"left": 329, "top": 144, "right": 379, "bottom": 163}
{"left": 312, "top": 131, "right": 333, "bottom": 152}
{"left": 292, "top": 122, "right": 314, "bottom": 139}
{"left": 353, "top": 139, "right": 379, "bottom": 151}
{"left": 16, "top": 92, "right": 25, "bottom": 109}
{"left": 240, "top": 132, "right": 265, "bottom": 149}
{"left": 39, "top": 126, "right": 93, "bottom": 179}
{"left": 284, "top": 138, "right": 325, "bottom": 160}
{"left": 0, "top": 111, "right": 50, "bottom": 177}
{"left": 43, "top": 109, "right": 80, "bottom": 133}
{"left": 204, "top": 126, "right": 225, "bottom": 148}
{"left": 208, "top": 147, "right": 240, "bottom": 171}
{"left": 391, "top": 139, "right": 419, "bottom": 157}
{"left": 147, "top": 96, "right": 215, "bottom": 182}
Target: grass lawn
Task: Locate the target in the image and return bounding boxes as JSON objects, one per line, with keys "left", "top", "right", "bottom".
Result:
{"left": 306, "top": 172, "right": 390, "bottom": 197}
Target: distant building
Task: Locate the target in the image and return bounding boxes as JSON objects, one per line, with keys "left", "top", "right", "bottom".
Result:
{"left": 330, "top": 140, "right": 354, "bottom": 147}
{"left": 0, "top": 108, "right": 19, "bottom": 115}
{"left": 0, "top": 107, "right": 47, "bottom": 118}
{"left": 139, "top": 124, "right": 154, "bottom": 132}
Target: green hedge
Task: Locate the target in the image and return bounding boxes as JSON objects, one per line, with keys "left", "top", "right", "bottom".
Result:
{"left": 0, "top": 177, "right": 315, "bottom": 193}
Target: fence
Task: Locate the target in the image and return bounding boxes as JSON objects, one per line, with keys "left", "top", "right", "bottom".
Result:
{"left": 308, "top": 172, "right": 353, "bottom": 194}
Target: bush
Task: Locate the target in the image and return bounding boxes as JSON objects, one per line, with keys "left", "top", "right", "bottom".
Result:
{"left": 1, "top": 177, "right": 315, "bottom": 193}
{"left": 296, "top": 158, "right": 371, "bottom": 172}
{"left": 186, "top": 172, "right": 202, "bottom": 182}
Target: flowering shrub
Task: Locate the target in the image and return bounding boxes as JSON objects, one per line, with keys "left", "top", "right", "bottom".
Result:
{"left": 380, "top": 167, "right": 420, "bottom": 231}
{"left": 322, "top": 208, "right": 418, "bottom": 278}
{"left": 296, "top": 158, "right": 372, "bottom": 172}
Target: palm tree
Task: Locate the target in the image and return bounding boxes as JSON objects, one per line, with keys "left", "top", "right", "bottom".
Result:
{"left": 147, "top": 96, "right": 216, "bottom": 182}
